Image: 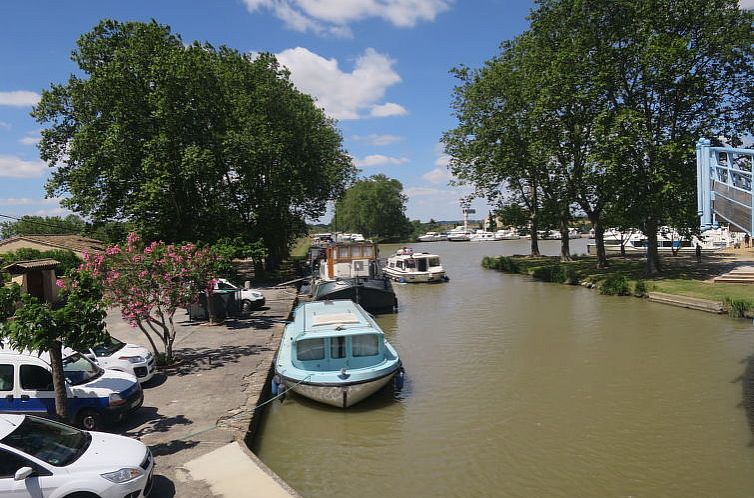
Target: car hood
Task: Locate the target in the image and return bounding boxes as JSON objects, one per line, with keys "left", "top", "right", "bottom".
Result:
{"left": 70, "top": 431, "right": 148, "bottom": 472}
{"left": 117, "top": 344, "right": 151, "bottom": 358}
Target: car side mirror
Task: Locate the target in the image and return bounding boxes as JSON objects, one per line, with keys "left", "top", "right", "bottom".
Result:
{"left": 14, "top": 467, "right": 33, "bottom": 481}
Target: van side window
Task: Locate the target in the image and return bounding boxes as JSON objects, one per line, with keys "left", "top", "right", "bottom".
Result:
{"left": 20, "top": 365, "right": 53, "bottom": 391}
{"left": 0, "top": 364, "right": 12, "bottom": 391}
{"left": 0, "top": 449, "right": 31, "bottom": 478}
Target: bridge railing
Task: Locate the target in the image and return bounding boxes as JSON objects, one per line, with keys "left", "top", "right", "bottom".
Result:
{"left": 697, "top": 138, "right": 754, "bottom": 235}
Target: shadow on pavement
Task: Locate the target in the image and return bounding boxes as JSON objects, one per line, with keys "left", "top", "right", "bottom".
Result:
{"left": 114, "top": 407, "right": 193, "bottom": 438}
{"left": 150, "top": 438, "right": 200, "bottom": 458}
{"left": 170, "top": 344, "right": 268, "bottom": 376}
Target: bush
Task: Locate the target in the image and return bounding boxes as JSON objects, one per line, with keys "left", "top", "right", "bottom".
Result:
{"left": 560, "top": 265, "right": 580, "bottom": 285}
{"left": 0, "top": 248, "right": 81, "bottom": 276}
{"left": 724, "top": 297, "right": 753, "bottom": 318}
{"left": 633, "top": 280, "right": 648, "bottom": 297}
{"left": 531, "top": 265, "right": 561, "bottom": 282}
{"left": 600, "top": 274, "right": 630, "bottom": 296}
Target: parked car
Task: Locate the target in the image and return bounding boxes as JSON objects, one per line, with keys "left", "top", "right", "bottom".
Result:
{"left": 214, "top": 278, "right": 266, "bottom": 312}
{"left": 0, "top": 347, "right": 142, "bottom": 431}
{"left": 0, "top": 414, "right": 154, "bottom": 497}
{"left": 81, "top": 336, "right": 156, "bottom": 384}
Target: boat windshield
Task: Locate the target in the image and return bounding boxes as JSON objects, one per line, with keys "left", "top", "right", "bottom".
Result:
{"left": 428, "top": 257, "right": 441, "bottom": 267}
{"left": 1, "top": 416, "right": 91, "bottom": 467}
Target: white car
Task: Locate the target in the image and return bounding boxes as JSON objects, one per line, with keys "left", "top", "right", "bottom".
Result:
{"left": 82, "top": 337, "right": 156, "bottom": 384}
{"left": 214, "top": 278, "right": 266, "bottom": 312}
{"left": 0, "top": 414, "right": 154, "bottom": 497}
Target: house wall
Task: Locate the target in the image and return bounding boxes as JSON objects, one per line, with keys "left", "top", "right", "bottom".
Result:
{"left": 9, "top": 270, "right": 59, "bottom": 303}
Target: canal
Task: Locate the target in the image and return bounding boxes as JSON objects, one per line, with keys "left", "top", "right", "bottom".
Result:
{"left": 253, "top": 239, "right": 754, "bottom": 497}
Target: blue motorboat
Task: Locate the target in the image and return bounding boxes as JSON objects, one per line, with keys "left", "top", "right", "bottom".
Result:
{"left": 275, "top": 300, "right": 402, "bottom": 408}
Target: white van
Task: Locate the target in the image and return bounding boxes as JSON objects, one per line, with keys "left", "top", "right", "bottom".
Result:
{"left": 0, "top": 347, "right": 143, "bottom": 431}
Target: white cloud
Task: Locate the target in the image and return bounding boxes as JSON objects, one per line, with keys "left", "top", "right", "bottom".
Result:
{"left": 352, "top": 134, "right": 402, "bottom": 146}
{"left": 275, "top": 47, "right": 404, "bottom": 120}
{"left": 353, "top": 154, "right": 409, "bottom": 167}
{"left": 0, "top": 155, "right": 45, "bottom": 178}
{"left": 741, "top": 0, "right": 754, "bottom": 9}
{"left": 19, "top": 135, "right": 40, "bottom": 146}
{"left": 423, "top": 167, "right": 452, "bottom": 184}
{"left": 0, "top": 197, "right": 62, "bottom": 206}
{"left": 0, "top": 91, "right": 40, "bottom": 107}
{"left": 369, "top": 102, "right": 408, "bottom": 117}
{"left": 243, "top": 0, "right": 451, "bottom": 36}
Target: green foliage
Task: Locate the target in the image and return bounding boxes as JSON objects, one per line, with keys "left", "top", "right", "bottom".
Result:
{"left": 332, "top": 174, "right": 412, "bottom": 241}
{"left": 0, "top": 215, "right": 86, "bottom": 239}
{"left": 33, "top": 19, "right": 355, "bottom": 267}
{"left": 211, "top": 237, "right": 268, "bottom": 277}
{"left": 0, "top": 283, "right": 21, "bottom": 322}
{"left": 0, "top": 248, "right": 81, "bottom": 276}
{"left": 529, "top": 264, "right": 579, "bottom": 284}
{"left": 496, "top": 203, "right": 530, "bottom": 229}
{"left": 723, "top": 297, "right": 753, "bottom": 318}
{"left": 600, "top": 274, "right": 630, "bottom": 296}
{"left": 483, "top": 256, "right": 522, "bottom": 273}
{"left": 633, "top": 280, "right": 648, "bottom": 298}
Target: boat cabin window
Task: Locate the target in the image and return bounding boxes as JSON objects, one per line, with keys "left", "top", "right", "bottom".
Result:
{"left": 296, "top": 338, "right": 325, "bottom": 361}
{"left": 331, "top": 336, "right": 346, "bottom": 359}
{"left": 428, "top": 257, "right": 441, "bottom": 267}
{"left": 363, "top": 246, "right": 373, "bottom": 257}
{"left": 396, "top": 261, "right": 404, "bottom": 270}
{"left": 351, "top": 246, "right": 363, "bottom": 258}
{"left": 405, "top": 259, "right": 416, "bottom": 269}
{"left": 352, "top": 334, "right": 379, "bottom": 357}
{"left": 415, "top": 258, "right": 427, "bottom": 272}
{"left": 338, "top": 247, "right": 350, "bottom": 259}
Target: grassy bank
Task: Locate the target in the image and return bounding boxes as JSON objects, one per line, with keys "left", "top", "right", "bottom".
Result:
{"left": 482, "top": 254, "right": 754, "bottom": 317}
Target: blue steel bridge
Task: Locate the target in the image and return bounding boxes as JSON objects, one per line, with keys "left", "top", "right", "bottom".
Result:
{"left": 697, "top": 138, "right": 754, "bottom": 235}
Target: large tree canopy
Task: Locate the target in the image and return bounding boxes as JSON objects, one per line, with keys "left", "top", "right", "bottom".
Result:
{"left": 332, "top": 174, "right": 412, "bottom": 241}
{"left": 33, "top": 20, "right": 355, "bottom": 264}
{"left": 445, "top": 0, "right": 753, "bottom": 272}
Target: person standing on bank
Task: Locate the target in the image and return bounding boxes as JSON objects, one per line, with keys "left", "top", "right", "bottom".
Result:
{"left": 696, "top": 243, "right": 702, "bottom": 264}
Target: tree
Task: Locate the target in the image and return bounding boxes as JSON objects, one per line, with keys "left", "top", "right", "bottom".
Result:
{"left": 82, "top": 233, "right": 219, "bottom": 364}
{"left": 332, "top": 174, "right": 412, "bottom": 241}
{"left": 0, "top": 270, "right": 107, "bottom": 422}
{"left": 0, "top": 215, "right": 86, "bottom": 239}
{"left": 496, "top": 203, "right": 530, "bottom": 229}
{"left": 33, "top": 20, "right": 355, "bottom": 266}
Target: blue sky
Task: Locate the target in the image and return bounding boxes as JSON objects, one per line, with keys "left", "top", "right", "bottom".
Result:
{"left": 1, "top": 0, "right": 530, "bottom": 223}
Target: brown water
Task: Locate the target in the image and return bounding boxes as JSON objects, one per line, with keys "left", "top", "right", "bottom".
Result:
{"left": 253, "top": 239, "right": 754, "bottom": 497}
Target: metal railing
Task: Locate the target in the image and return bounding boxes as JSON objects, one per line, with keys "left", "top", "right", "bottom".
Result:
{"left": 697, "top": 138, "right": 754, "bottom": 234}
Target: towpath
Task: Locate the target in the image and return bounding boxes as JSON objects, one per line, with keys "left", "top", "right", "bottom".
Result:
{"left": 106, "top": 286, "right": 300, "bottom": 497}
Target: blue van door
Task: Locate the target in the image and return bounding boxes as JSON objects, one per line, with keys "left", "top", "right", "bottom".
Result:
{"left": 17, "top": 364, "right": 55, "bottom": 416}
{"left": 0, "top": 364, "right": 14, "bottom": 412}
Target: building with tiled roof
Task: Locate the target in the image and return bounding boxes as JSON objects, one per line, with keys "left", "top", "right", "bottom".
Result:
{"left": 0, "top": 234, "right": 105, "bottom": 258}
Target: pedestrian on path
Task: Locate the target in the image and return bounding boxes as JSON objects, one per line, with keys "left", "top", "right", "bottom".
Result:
{"left": 696, "top": 243, "right": 702, "bottom": 264}
{"left": 745, "top": 233, "right": 750, "bottom": 248}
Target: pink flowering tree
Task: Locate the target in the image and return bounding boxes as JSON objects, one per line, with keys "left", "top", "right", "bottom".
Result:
{"left": 82, "top": 233, "right": 219, "bottom": 364}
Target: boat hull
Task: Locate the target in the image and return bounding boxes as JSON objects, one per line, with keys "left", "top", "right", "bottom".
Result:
{"left": 312, "top": 278, "right": 397, "bottom": 313}
{"left": 383, "top": 269, "right": 447, "bottom": 283}
{"left": 282, "top": 370, "right": 398, "bottom": 408}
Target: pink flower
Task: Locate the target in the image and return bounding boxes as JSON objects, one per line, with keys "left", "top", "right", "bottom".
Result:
{"left": 55, "top": 279, "right": 65, "bottom": 288}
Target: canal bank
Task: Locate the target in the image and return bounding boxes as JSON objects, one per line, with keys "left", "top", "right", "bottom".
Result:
{"left": 106, "top": 286, "right": 300, "bottom": 497}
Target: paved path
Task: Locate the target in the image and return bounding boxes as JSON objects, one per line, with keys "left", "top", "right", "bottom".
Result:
{"left": 106, "top": 286, "right": 299, "bottom": 497}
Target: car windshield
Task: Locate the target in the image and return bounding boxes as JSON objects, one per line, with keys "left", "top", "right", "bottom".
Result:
{"left": 63, "top": 353, "right": 103, "bottom": 386}
{"left": 91, "top": 336, "right": 126, "bottom": 357}
{"left": 1, "top": 416, "right": 91, "bottom": 466}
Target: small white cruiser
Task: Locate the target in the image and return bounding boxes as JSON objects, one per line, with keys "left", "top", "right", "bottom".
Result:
{"left": 383, "top": 247, "right": 448, "bottom": 283}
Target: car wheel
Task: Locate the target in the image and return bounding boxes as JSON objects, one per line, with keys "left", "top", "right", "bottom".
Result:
{"left": 76, "top": 409, "right": 104, "bottom": 432}
{"left": 241, "top": 299, "right": 254, "bottom": 313}
{"left": 64, "top": 493, "right": 101, "bottom": 498}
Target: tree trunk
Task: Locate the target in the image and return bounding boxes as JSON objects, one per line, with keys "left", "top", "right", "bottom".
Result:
{"left": 559, "top": 215, "right": 571, "bottom": 262}
{"left": 48, "top": 341, "right": 68, "bottom": 422}
{"left": 136, "top": 321, "right": 160, "bottom": 359}
{"left": 529, "top": 211, "right": 540, "bottom": 256}
{"left": 589, "top": 214, "right": 608, "bottom": 269}
{"left": 645, "top": 219, "right": 661, "bottom": 274}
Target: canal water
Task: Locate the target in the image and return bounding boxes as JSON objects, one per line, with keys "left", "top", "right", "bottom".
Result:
{"left": 253, "top": 239, "right": 754, "bottom": 497}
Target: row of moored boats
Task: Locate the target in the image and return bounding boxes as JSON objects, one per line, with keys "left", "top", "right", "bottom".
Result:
{"left": 274, "top": 235, "right": 448, "bottom": 408}
{"left": 418, "top": 227, "right": 582, "bottom": 242}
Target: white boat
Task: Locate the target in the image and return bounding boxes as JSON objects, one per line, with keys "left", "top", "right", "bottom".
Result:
{"left": 383, "top": 248, "right": 448, "bottom": 283}
{"left": 587, "top": 227, "right": 739, "bottom": 254}
{"left": 494, "top": 229, "right": 521, "bottom": 240}
{"left": 417, "top": 231, "right": 444, "bottom": 242}
{"left": 470, "top": 231, "right": 497, "bottom": 242}
{"left": 446, "top": 226, "right": 474, "bottom": 241}
{"left": 275, "top": 300, "right": 402, "bottom": 408}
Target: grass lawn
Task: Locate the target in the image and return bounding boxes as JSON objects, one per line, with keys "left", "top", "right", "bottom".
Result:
{"left": 289, "top": 237, "right": 311, "bottom": 259}
{"left": 486, "top": 253, "right": 754, "bottom": 306}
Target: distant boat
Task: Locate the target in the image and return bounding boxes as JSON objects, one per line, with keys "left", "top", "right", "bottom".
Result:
{"left": 275, "top": 300, "right": 402, "bottom": 408}
{"left": 469, "top": 231, "right": 497, "bottom": 242}
{"left": 417, "top": 231, "right": 446, "bottom": 242}
{"left": 383, "top": 248, "right": 448, "bottom": 283}
{"left": 586, "top": 226, "right": 739, "bottom": 254}
{"left": 493, "top": 229, "right": 521, "bottom": 240}
{"left": 446, "top": 226, "right": 473, "bottom": 241}
{"left": 310, "top": 241, "right": 397, "bottom": 313}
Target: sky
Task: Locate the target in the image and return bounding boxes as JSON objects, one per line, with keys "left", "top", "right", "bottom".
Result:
{"left": 0, "top": 1, "right": 751, "bottom": 225}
